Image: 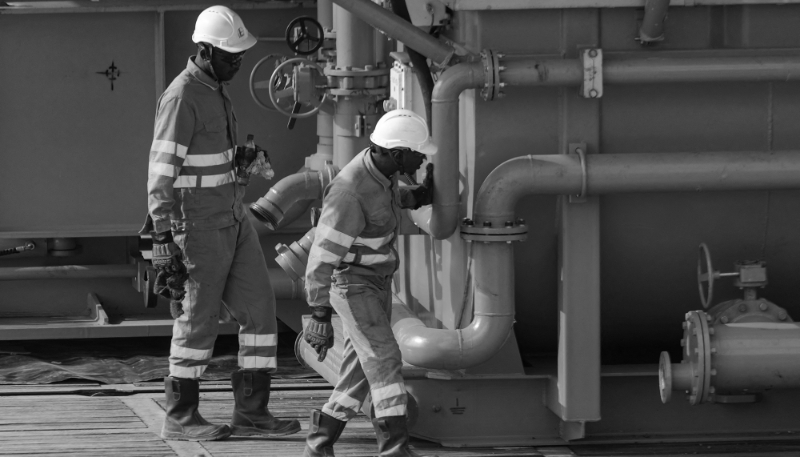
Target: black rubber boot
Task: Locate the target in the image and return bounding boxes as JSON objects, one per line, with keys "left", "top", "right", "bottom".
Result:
{"left": 161, "top": 377, "right": 231, "bottom": 441}
{"left": 303, "top": 409, "right": 347, "bottom": 457}
{"left": 372, "top": 415, "right": 424, "bottom": 457}
{"left": 230, "top": 370, "right": 301, "bottom": 436}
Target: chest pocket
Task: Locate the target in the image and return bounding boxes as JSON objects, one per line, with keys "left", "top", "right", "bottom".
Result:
{"left": 203, "top": 115, "right": 227, "bottom": 133}
{"left": 366, "top": 205, "right": 392, "bottom": 227}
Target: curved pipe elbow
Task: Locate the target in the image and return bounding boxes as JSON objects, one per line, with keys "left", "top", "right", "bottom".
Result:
{"left": 250, "top": 166, "right": 338, "bottom": 230}
{"left": 474, "top": 155, "right": 581, "bottom": 225}
{"left": 392, "top": 301, "right": 514, "bottom": 370}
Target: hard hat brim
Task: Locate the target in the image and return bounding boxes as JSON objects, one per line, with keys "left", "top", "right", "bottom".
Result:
{"left": 216, "top": 33, "right": 258, "bottom": 53}
{"left": 417, "top": 141, "right": 437, "bottom": 156}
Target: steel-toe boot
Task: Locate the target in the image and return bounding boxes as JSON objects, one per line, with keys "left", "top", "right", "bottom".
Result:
{"left": 230, "top": 370, "right": 301, "bottom": 436}
{"left": 303, "top": 409, "right": 347, "bottom": 457}
{"left": 372, "top": 415, "right": 425, "bottom": 456}
{"left": 161, "top": 376, "right": 230, "bottom": 441}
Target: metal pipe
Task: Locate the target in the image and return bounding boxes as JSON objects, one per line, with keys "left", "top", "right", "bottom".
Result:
{"left": 474, "top": 151, "right": 800, "bottom": 226}
{"left": 391, "top": 242, "right": 515, "bottom": 369}
{"left": 250, "top": 165, "right": 338, "bottom": 230}
{"left": 638, "top": 0, "right": 670, "bottom": 44}
{"left": 318, "top": 0, "right": 334, "bottom": 31}
{"left": 0, "top": 1, "right": 315, "bottom": 14}
{"left": 0, "top": 265, "right": 138, "bottom": 281}
{"left": 330, "top": 0, "right": 455, "bottom": 66}
{"left": 427, "top": 61, "right": 485, "bottom": 240}
{"left": 604, "top": 55, "right": 800, "bottom": 84}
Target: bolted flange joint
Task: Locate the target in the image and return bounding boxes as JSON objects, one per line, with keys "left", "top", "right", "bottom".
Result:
{"left": 460, "top": 218, "right": 527, "bottom": 243}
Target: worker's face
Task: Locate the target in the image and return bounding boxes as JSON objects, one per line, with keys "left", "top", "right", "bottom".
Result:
{"left": 392, "top": 148, "right": 427, "bottom": 174}
{"left": 210, "top": 47, "right": 246, "bottom": 82}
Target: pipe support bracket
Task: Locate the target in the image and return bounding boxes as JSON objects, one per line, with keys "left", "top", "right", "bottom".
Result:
{"left": 581, "top": 48, "right": 603, "bottom": 99}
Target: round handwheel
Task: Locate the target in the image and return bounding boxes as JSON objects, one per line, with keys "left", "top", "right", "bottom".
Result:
{"left": 286, "top": 16, "right": 324, "bottom": 55}
{"left": 268, "top": 57, "right": 327, "bottom": 119}
{"left": 249, "top": 54, "right": 290, "bottom": 112}
{"left": 697, "top": 243, "right": 716, "bottom": 309}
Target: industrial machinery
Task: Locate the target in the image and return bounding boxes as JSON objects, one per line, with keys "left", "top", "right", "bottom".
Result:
{"left": 3, "top": 0, "right": 800, "bottom": 448}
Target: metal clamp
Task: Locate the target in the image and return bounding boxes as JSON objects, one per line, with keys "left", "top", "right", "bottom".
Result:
{"left": 568, "top": 143, "right": 588, "bottom": 203}
{"left": 581, "top": 48, "right": 603, "bottom": 99}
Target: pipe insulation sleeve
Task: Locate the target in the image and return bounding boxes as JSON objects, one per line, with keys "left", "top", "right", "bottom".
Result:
{"left": 474, "top": 151, "right": 800, "bottom": 226}
{"left": 391, "top": 242, "right": 515, "bottom": 370}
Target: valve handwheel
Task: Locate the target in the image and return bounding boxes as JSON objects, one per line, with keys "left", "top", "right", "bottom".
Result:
{"left": 286, "top": 16, "right": 324, "bottom": 56}
{"left": 268, "top": 57, "right": 328, "bottom": 119}
{"left": 249, "top": 54, "right": 289, "bottom": 112}
{"left": 697, "top": 243, "right": 715, "bottom": 309}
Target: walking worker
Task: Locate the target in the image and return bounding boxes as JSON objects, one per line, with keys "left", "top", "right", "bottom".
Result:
{"left": 302, "top": 109, "right": 436, "bottom": 457}
{"left": 140, "top": 5, "right": 300, "bottom": 441}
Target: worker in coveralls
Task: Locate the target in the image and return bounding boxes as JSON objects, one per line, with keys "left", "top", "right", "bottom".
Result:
{"left": 302, "top": 109, "right": 436, "bottom": 457}
{"left": 140, "top": 5, "right": 300, "bottom": 441}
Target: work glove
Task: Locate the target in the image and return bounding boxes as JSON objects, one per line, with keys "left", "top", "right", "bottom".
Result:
{"left": 304, "top": 306, "right": 334, "bottom": 362}
{"left": 151, "top": 232, "right": 189, "bottom": 319}
{"left": 410, "top": 163, "right": 434, "bottom": 210}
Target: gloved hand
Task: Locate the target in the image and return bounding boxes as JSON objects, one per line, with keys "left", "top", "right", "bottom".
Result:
{"left": 410, "top": 163, "right": 434, "bottom": 209}
{"left": 304, "top": 306, "right": 334, "bottom": 362}
{"left": 151, "top": 232, "right": 189, "bottom": 319}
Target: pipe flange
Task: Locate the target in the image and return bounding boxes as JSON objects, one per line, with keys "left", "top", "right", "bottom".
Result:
{"left": 480, "top": 49, "right": 503, "bottom": 101}
{"left": 709, "top": 298, "right": 794, "bottom": 325}
{"left": 682, "top": 310, "right": 713, "bottom": 405}
{"left": 329, "top": 88, "right": 390, "bottom": 97}
{"left": 325, "top": 66, "right": 390, "bottom": 77}
{"left": 275, "top": 243, "right": 306, "bottom": 281}
{"left": 461, "top": 220, "right": 527, "bottom": 243}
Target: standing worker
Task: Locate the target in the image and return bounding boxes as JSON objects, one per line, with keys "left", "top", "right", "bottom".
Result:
{"left": 302, "top": 109, "right": 436, "bottom": 457}
{"left": 141, "top": 5, "right": 300, "bottom": 441}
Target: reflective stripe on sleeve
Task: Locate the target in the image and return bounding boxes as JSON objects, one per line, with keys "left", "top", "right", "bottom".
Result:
{"left": 170, "top": 344, "right": 213, "bottom": 361}
{"left": 151, "top": 139, "right": 188, "bottom": 159}
{"left": 149, "top": 161, "right": 176, "bottom": 178}
{"left": 184, "top": 149, "right": 234, "bottom": 167}
{"left": 316, "top": 222, "right": 355, "bottom": 247}
{"left": 310, "top": 246, "right": 343, "bottom": 265}
{"left": 238, "top": 333, "right": 278, "bottom": 347}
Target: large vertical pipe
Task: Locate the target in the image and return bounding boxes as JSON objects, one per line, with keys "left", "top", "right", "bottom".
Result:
{"left": 333, "top": 5, "right": 379, "bottom": 168}
{"left": 318, "top": 0, "right": 333, "bottom": 30}
{"left": 426, "top": 62, "right": 484, "bottom": 239}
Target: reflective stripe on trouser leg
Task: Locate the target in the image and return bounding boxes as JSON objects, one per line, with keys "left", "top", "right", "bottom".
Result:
{"left": 326, "top": 281, "right": 406, "bottom": 419}
{"left": 321, "top": 327, "right": 370, "bottom": 421}
{"left": 221, "top": 219, "right": 279, "bottom": 372}
{"left": 170, "top": 227, "right": 240, "bottom": 378}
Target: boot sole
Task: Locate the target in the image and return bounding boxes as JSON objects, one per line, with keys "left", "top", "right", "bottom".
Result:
{"left": 161, "top": 430, "right": 231, "bottom": 441}
{"left": 230, "top": 423, "right": 302, "bottom": 437}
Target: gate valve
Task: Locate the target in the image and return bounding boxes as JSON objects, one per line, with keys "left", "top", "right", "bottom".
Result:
{"left": 697, "top": 243, "right": 767, "bottom": 309}
{"left": 285, "top": 16, "right": 324, "bottom": 56}
{"left": 249, "top": 54, "right": 290, "bottom": 112}
{"left": 267, "top": 57, "right": 329, "bottom": 128}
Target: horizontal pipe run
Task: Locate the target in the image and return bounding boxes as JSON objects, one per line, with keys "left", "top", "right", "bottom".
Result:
{"left": 501, "top": 54, "right": 800, "bottom": 87}
{"left": 0, "top": 265, "right": 138, "bottom": 281}
{"left": 0, "top": 1, "right": 314, "bottom": 14}
{"left": 331, "top": 0, "right": 455, "bottom": 65}
{"left": 269, "top": 268, "right": 305, "bottom": 301}
{"left": 474, "top": 151, "right": 800, "bottom": 226}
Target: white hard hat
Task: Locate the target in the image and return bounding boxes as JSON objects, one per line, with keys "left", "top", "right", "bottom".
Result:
{"left": 370, "top": 109, "right": 437, "bottom": 155}
{"left": 192, "top": 6, "right": 257, "bottom": 53}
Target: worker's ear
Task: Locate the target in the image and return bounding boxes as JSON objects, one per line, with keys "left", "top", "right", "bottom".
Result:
{"left": 198, "top": 43, "right": 212, "bottom": 61}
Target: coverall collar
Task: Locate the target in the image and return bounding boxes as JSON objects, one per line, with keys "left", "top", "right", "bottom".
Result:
{"left": 364, "top": 149, "right": 394, "bottom": 191}
{"left": 186, "top": 56, "right": 220, "bottom": 91}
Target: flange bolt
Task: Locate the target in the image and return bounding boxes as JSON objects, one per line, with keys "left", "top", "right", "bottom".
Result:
{"left": 779, "top": 312, "right": 787, "bottom": 321}
{"left": 738, "top": 303, "right": 748, "bottom": 313}
{"left": 516, "top": 218, "right": 525, "bottom": 225}
{"left": 759, "top": 302, "right": 768, "bottom": 311}
{"left": 462, "top": 218, "right": 474, "bottom": 226}
{"left": 505, "top": 221, "right": 514, "bottom": 227}
{"left": 483, "top": 221, "right": 492, "bottom": 227}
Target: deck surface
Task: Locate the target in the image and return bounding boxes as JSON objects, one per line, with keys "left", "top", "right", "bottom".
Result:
{"left": 2, "top": 382, "right": 800, "bottom": 457}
